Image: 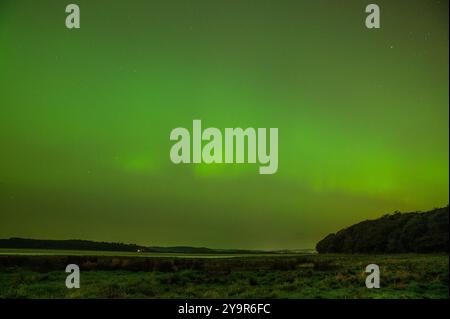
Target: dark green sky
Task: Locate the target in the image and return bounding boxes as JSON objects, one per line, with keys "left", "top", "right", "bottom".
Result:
{"left": 0, "top": 0, "right": 448, "bottom": 249}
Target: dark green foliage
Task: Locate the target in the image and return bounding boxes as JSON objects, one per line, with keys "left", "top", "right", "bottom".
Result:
{"left": 316, "top": 206, "right": 449, "bottom": 254}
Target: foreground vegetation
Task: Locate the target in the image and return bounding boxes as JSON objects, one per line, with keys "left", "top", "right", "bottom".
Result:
{"left": 0, "top": 254, "right": 447, "bottom": 298}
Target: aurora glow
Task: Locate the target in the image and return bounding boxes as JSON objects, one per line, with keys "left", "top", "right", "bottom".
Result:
{"left": 0, "top": 0, "right": 448, "bottom": 249}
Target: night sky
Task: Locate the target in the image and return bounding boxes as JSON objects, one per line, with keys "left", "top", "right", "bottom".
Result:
{"left": 0, "top": 0, "right": 448, "bottom": 249}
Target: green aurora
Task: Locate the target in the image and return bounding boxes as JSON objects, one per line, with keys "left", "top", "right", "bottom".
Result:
{"left": 0, "top": 0, "right": 448, "bottom": 249}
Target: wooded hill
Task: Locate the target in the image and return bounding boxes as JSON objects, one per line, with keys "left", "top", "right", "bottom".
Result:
{"left": 316, "top": 206, "right": 449, "bottom": 253}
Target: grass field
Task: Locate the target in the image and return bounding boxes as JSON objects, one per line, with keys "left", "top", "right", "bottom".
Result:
{"left": 0, "top": 251, "right": 448, "bottom": 299}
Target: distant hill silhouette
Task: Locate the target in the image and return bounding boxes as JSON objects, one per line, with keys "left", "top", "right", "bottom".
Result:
{"left": 0, "top": 238, "right": 144, "bottom": 252}
{"left": 0, "top": 237, "right": 268, "bottom": 254}
{"left": 316, "top": 206, "right": 449, "bottom": 254}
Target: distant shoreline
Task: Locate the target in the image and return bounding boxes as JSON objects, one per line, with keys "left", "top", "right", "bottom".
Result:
{"left": 0, "top": 248, "right": 315, "bottom": 258}
{"left": 0, "top": 238, "right": 315, "bottom": 255}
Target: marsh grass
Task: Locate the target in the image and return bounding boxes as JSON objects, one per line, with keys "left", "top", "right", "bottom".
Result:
{"left": 0, "top": 254, "right": 447, "bottom": 299}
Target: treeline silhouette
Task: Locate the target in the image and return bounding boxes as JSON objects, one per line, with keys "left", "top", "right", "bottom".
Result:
{"left": 0, "top": 237, "right": 265, "bottom": 254}
{"left": 0, "top": 238, "right": 144, "bottom": 252}
{"left": 316, "top": 206, "right": 449, "bottom": 254}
